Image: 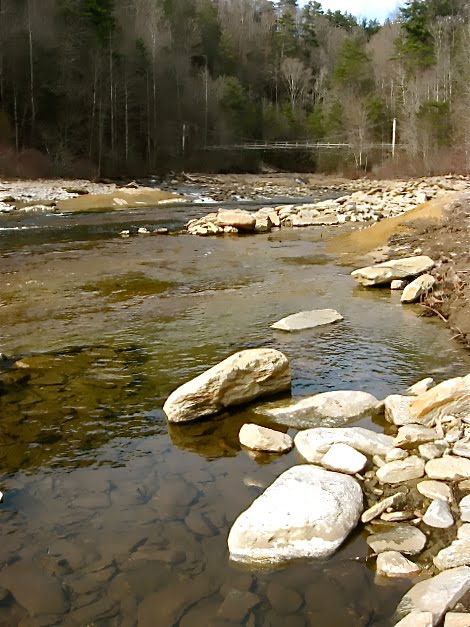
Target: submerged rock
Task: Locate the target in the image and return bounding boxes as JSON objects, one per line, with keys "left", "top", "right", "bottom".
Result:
{"left": 376, "top": 551, "right": 421, "bottom": 578}
{"left": 395, "top": 566, "right": 470, "bottom": 625}
{"left": 238, "top": 424, "right": 293, "bottom": 453}
{"left": 351, "top": 255, "right": 435, "bottom": 287}
{"left": 271, "top": 308, "right": 343, "bottom": 332}
{"left": 295, "top": 426, "right": 394, "bottom": 464}
{"left": 163, "top": 349, "right": 291, "bottom": 423}
{"left": 263, "top": 391, "right": 381, "bottom": 429}
{"left": 367, "top": 525, "right": 426, "bottom": 555}
{"left": 401, "top": 274, "right": 436, "bottom": 304}
{"left": 228, "top": 465, "right": 363, "bottom": 563}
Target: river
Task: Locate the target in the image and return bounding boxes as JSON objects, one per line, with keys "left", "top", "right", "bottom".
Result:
{"left": 0, "top": 196, "right": 469, "bottom": 626}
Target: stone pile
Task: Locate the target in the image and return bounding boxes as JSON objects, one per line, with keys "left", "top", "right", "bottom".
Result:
{"left": 164, "top": 348, "right": 470, "bottom": 623}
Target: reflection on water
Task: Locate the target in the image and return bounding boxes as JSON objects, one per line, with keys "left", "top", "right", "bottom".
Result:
{"left": 0, "top": 207, "right": 469, "bottom": 625}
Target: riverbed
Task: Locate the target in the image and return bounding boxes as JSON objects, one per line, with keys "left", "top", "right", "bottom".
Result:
{"left": 1, "top": 197, "right": 470, "bottom": 626}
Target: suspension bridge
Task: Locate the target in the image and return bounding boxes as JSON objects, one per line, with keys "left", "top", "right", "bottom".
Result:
{"left": 202, "top": 140, "right": 398, "bottom": 151}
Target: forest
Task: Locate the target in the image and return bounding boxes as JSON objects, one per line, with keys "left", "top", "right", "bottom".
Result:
{"left": 0, "top": 0, "right": 468, "bottom": 176}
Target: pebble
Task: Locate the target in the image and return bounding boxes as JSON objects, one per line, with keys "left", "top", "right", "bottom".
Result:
{"left": 419, "top": 442, "right": 447, "bottom": 460}
{"left": 417, "top": 480, "right": 453, "bottom": 503}
{"left": 426, "top": 457, "right": 470, "bottom": 481}
{"left": 376, "top": 550, "right": 421, "bottom": 577}
{"left": 423, "top": 499, "right": 454, "bottom": 528}
{"left": 460, "top": 495, "right": 470, "bottom": 522}
{"left": 366, "top": 525, "right": 426, "bottom": 555}
{"left": 321, "top": 443, "right": 367, "bottom": 474}
{"left": 217, "top": 590, "right": 260, "bottom": 623}
{"left": 444, "top": 612, "right": 470, "bottom": 626}
{"left": 386, "top": 448, "right": 408, "bottom": 462}
{"left": 266, "top": 582, "right": 303, "bottom": 615}
{"left": 376, "top": 456, "right": 425, "bottom": 484}
{"left": 361, "top": 492, "right": 405, "bottom": 523}
{"left": 394, "top": 425, "right": 438, "bottom": 449}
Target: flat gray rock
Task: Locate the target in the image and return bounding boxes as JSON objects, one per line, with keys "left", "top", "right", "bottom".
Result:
{"left": 228, "top": 465, "right": 363, "bottom": 564}
{"left": 351, "top": 255, "right": 435, "bottom": 286}
{"left": 395, "top": 566, "right": 470, "bottom": 625}
{"left": 376, "top": 456, "right": 425, "bottom": 484}
{"left": 423, "top": 499, "right": 454, "bottom": 529}
{"left": 271, "top": 309, "right": 343, "bottom": 332}
{"left": 376, "top": 551, "right": 421, "bottom": 578}
{"left": 263, "top": 391, "right": 382, "bottom": 429}
{"left": 434, "top": 539, "right": 470, "bottom": 570}
{"left": 367, "top": 525, "right": 427, "bottom": 555}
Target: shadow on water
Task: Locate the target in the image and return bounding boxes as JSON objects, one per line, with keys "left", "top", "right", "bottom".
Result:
{"left": 0, "top": 207, "right": 469, "bottom": 624}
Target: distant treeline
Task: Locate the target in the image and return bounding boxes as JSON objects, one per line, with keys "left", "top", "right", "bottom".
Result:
{"left": 0, "top": 0, "right": 469, "bottom": 176}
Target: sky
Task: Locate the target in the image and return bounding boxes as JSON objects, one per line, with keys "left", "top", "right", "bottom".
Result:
{"left": 317, "top": 0, "right": 400, "bottom": 22}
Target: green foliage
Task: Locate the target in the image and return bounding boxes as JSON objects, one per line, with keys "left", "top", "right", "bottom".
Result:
{"left": 325, "top": 9, "right": 358, "bottom": 30}
{"left": 397, "top": 0, "right": 435, "bottom": 67}
{"left": 333, "top": 38, "right": 373, "bottom": 94}
{"left": 81, "top": 0, "right": 116, "bottom": 41}
{"left": 220, "top": 77, "right": 257, "bottom": 138}
{"left": 417, "top": 100, "right": 452, "bottom": 145}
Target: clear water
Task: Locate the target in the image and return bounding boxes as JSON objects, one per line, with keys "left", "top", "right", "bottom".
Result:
{"left": 0, "top": 203, "right": 469, "bottom": 626}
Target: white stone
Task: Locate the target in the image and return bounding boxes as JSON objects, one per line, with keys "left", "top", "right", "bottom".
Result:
{"left": 391, "top": 280, "right": 408, "bottom": 290}
{"left": 394, "top": 424, "right": 438, "bottom": 449}
{"left": 239, "top": 424, "right": 293, "bottom": 454}
{"left": 444, "top": 613, "right": 470, "bottom": 627}
{"left": 351, "top": 255, "right": 435, "bottom": 287}
{"left": 394, "top": 612, "right": 433, "bottom": 627}
{"left": 227, "top": 465, "right": 363, "bottom": 563}
{"left": 460, "top": 495, "right": 470, "bottom": 522}
{"left": 271, "top": 309, "right": 343, "bottom": 332}
{"left": 410, "top": 374, "right": 470, "bottom": 426}
{"left": 423, "top": 499, "right": 454, "bottom": 528}
{"left": 376, "top": 456, "right": 425, "bottom": 484}
{"left": 426, "top": 457, "right": 470, "bottom": 481}
{"left": 295, "top": 427, "right": 394, "bottom": 464}
{"left": 385, "top": 395, "right": 417, "bottom": 426}
{"left": 361, "top": 492, "right": 405, "bottom": 523}
{"left": 367, "top": 525, "right": 426, "bottom": 555}
{"left": 216, "top": 209, "right": 256, "bottom": 230}
{"left": 163, "top": 349, "right": 291, "bottom": 423}
{"left": 386, "top": 448, "right": 409, "bottom": 462}
{"left": 321, "top": 443, "right": 367, "bottom": 475}
{"left": 459, "top": 525, "right": 470, "bottom": 540}
{"left": 434, "top": 539, "right": 470, "bottom": 570}
{"left": 395, "top": 566, "right": 470, "bottom": 625}
{"left": 417, "top": 480, "right": 452, "bottom": 502}
{"left": 419, "top": 442, "right": 448, "bottom": 460}
{"left": 264, "top": 391, "right": 381, "bottom": 429}
{"left": 407, "top": 378, "right": 435, "bottom": 396}
{"left": 401, "top": 274, "right": 436, "bottom": 304}
{"left": 376, "top": 551, "right": 421, "bottom": 577}
{"left": 453, "top": 441, "right": 470, "bottom": 459}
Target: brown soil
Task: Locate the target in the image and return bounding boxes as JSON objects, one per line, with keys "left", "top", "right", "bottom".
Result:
{"left": 387, "top": 194, "right": 470, "bottom": 348}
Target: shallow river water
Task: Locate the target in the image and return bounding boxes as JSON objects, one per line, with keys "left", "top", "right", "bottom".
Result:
{"left": 1, "top": 200, "right": 470, "bottom": 627}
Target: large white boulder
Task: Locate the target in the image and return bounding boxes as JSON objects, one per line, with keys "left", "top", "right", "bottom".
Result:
{"left": 163, "top": 349, "right": 291, "bottom": 423}
{"left": 410, "top": 374, "right": 470, "bottom": 426}
{"left": 395, "top": 567, "right": 470, "bottom": 625}
{"left": 227, "top": 465, "right": 363, "bottom": 563}
{"left": 271, "top": 309, "right": 343, "bottom": 332}
{"left": 351, "top": 256, "right": 435, "bottom": 287}
{"left": 216, "top": 209, "right": 256, "bottom": 230}
{"left": 262, "top": 391, "right": 382, "bottom": 429}
{"left": 295, "top": 427, "right": 394, "bottom": 464}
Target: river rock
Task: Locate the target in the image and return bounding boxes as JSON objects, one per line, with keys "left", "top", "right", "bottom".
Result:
{"left": 395, "top": 613, "right": 433, "bottom": 627}
{"left": 271, "top": 309, "right": 343, "bottom": 332}
{"left": 401, "top": 274, "right": 436, "bottom": 304}
{"left": 361, "top": 492, "right": 406, "bottom": 523}
{"left": 263, "top": 391, "right": 381, "bottom": 429}
{"left": 376, "top": 551, "right": 421, "bottom": 577}
{"left": 407, "top": 378, "right": 435, "bottom": 396}
{"left": 395, "top": 566, "right": 470, "bottom": 625}
{"left": 417, "top": 480, "right": 453, "bottom": 502}
{"left": 239, "top": 424, "right": 293, "bottom": 453}
{"left": 394, "top": 424, "right": 438, "bottom": 449}
{"left": 434, "top": 539, "right": 470, "bottom": 570}
{"left": 453, "top": 441, "right": 470, "bottom": 459}
{"left": 321, "top": 443, "right": 367, "bottom": 474}
{"left": 444, "top": 613, "right": 470, "bottom": 626}
{"left": 426, "top": 457, "right": 470, "bottom": 481}
{"left": 419, "top": 442, "right": 448, "bottom": 459}
{"left": 254, "top": 215, "right": 272, "bottom": 233}
{"left": 217, "top": 589, "right": 260, "bottom": 622}
{"left": 410, "top": 374, "right": 470, "bottom": 425}
{"left": 351, "top": 255, "right": 435, "bottom": 287}
{"left": 227, "top": 465, "right": 363, "bottom": 563}
{"left": 216, "top": 209, "right": 256, "bottom": 230}
{"left": 386, "top": 448, "right": 409, "bottom": 461}
{"left": 376, "top": 456, "right": 425, "bottom": 484}
{"left": 295, "top": 427, "right": 394, "bottom": 464}
{"left": 367, "top": 525, "right": 427, "bottom": 555}
{"left": 385, "top": 395, "right": 416, "bottom": 426}
{"left": 266, "top": 582, "right": 302, "bottom": 615}
{"left": 163, "top": 348, "right": 291, "bottom": 423}
{"left": 391, "top": 280, "right": 408, "bottom": 290}
{"left": 460, "top": 495, "right": 470, "bottom": 522}
{"left": 423, "top": 499, "right": 454, "bottom": 528}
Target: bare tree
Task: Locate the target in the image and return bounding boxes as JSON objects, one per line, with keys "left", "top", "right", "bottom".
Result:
{"left": 281, "top": 57, "right": 312, "bottom": 109}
